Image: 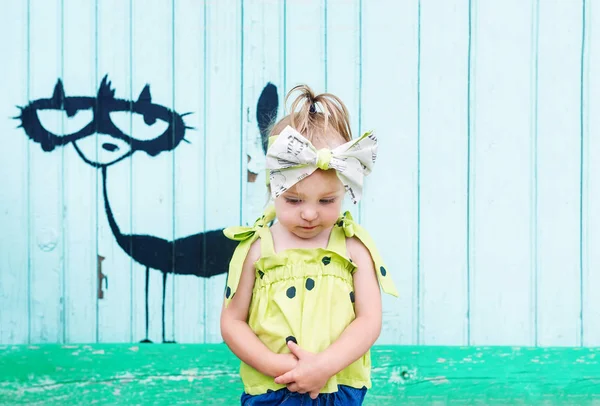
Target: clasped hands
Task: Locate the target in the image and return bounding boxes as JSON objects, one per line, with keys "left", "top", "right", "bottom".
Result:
{"left": 273, "top": 340, "right": 331, "bottom": 400}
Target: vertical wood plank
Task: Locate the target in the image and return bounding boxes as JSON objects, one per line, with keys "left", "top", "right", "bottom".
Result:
{"left": 326, "top": 0, "right": 359, "bottom": 134}
{"left": 129, "top": 0, "right": 175, "bottom": 343}
{"left": 242, "top": 0, "right": 282, "bottom": 224}
{"left": 61, "top": 0, "right": 98, "bottom": 343}
{"left": 285, "top": 0, "right": 326, "bottom": 91}
{"left": 28, "top": 0, "right": 65, "bottom": 344}
{"left": 326, "top": 0, "right": 360, "bottom": 217}
{"left": 0, "top": 0, "right": 29, "bottom": 344}
{"left": 361, "top": 0, "right": 418, "bottom": 344}
{"left": 470, "top": 0, "right": 534, "bottom": 345}
{"left": 172, "top": 0, "right": 206, "bottom": 343}
{"left": 536, "top": 0, "right": 583, "bottom": 346}
{"left": 204, "top": 0, "right": 242, "bottom": 343}
{"left": 96, "top": 0, "right": 134, "bottom": 343}
{"left": 583, "top": 0, "right": 598, "bottom": 346}
{"left": 420, "top": 0, "right": 469, "bottom": 345}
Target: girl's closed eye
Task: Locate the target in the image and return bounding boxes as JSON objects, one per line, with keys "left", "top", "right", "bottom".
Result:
{"left": 285, "top": 197, "right": 302, "bottom": 205}
{"left": 319, "top": 198, "right": 336, "bottom": 204}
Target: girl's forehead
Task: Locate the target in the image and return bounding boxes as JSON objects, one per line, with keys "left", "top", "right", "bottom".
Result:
{"left": 286, "top": 170, "right": 343, "bottom": 196}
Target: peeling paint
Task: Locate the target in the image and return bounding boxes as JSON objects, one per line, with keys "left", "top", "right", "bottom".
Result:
{"left": 2, "top": 345, "right": 600, "bottom": 404}
{"left": 424, "top": 376, "right": 450, "bottom": 385}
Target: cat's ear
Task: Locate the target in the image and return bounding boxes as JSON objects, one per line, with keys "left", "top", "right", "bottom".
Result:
{"left": 51, "top": 79, "right": 66, "bottom": 107}
{"left": 136, "top": 84, "right": 152, "bottom": 104}
{"left": 256, "top": 82, "right": 279, "bottom": 155}
{"left": 97, "top": 74, "right": 116, "bottom": 100}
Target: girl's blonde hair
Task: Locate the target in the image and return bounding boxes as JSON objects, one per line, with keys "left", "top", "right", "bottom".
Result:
{"left": 270, "top": 85, "right": 352, "bottom": 148}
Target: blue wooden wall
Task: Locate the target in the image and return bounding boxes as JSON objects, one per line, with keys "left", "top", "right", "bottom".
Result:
{"left": 0, "top": 0, "right": 598, "bottom": 347}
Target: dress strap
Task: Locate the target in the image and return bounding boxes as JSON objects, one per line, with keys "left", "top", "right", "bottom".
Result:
{"left": 326, "top": 222, "right": 348, "bottom": 257}
{"left": 222, "top": 205, "right": 277, "bottom": 307}
{"left": 258, "top": 226, "right": 276, "bottom": 257}
{"left": 336, "top": 211, "right": 399, "bottom": 297}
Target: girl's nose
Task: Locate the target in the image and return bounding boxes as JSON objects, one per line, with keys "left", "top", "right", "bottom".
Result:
{"left": 301, "top": 208, "right": 318, "bottom": 222}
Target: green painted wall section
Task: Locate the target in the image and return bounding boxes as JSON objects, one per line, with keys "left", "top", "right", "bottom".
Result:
{"left": 1, "top": 345, "right": 599, "bottom": 405}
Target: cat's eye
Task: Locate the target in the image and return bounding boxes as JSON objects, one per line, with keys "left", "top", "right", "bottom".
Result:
{"left": 110, "top": 111, "right": 169, "bottom": 141}
{"left": 36, "top": 108, "right": 93, "bottom": 136}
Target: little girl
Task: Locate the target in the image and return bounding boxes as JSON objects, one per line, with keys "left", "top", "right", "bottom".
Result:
{"left": 221, "top": 85, "right": 398, "bottom": 405}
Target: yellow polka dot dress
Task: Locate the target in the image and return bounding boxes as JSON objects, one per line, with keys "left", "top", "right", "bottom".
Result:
{"left": 224, "top": 206, "right": 398, "bottom": 395}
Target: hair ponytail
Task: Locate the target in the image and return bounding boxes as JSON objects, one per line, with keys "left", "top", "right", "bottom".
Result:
{"left": 271, "top": 84, "right": 353, "bottom": 147}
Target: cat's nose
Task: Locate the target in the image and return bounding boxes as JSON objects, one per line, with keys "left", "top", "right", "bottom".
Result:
{"left": 102, "top": 143, "right": 119, "bottom": 152}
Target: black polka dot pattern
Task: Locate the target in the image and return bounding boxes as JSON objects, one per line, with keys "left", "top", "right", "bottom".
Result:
{"left": 380, "top": 266, "right": 387, "bottom": 276}
{"left": 305, "top": 278, "right": 315, "bottom": 291}
{"left": 258, "top": 270, "right": 264, "bottom": 279}
{"left": 286, "top": 286, "right": 296, "bottom": 298}
{"left": 322, "top": 256, "right": 331, "bottom": 265}
{"left": 285, "top": 336, "right": 297, "bottom": 344}
{"left": 350, "top": 291, "right": 355, "bottom": 303}
{"left": 225, "top": 286, "right": 231, "bottom": 298}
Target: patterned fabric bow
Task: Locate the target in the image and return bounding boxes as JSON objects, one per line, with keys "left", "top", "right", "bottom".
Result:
{"left": 266, "top": 125, "right": 378, "bottom": 204}
{"left": 222, "top": 206, "right": 276, "bottom": 306}
{"left": 336, "top": 211, "right": 399, "bottom": 297}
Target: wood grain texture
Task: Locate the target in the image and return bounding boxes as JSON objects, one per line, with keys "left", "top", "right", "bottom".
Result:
{"left": 583, "top": 0, "right": 599, "bottom": 346}
{"left": 203, "top": 0, "right": 242, "bottom": 344}
{"left": 95, "top": 0, "right": 134, "bottom": 343}
{"left": 361, "top": 0, "right": 418, "bottom": 345}
{"left": 129, "top": 0, "right": 176, "bottom": 344}
{"left": 28, "top": 0, "right": 65, "bottom": 344}
{"left": 469, "top": 0, "right": 535, "bottom": 345}
{"left": 0, "top": 0, "right": 29, "bottom": 344}
{"left": 172, "top": 0, "right": 207, "bottom": 344}
{"left": 536, "top": 0, "right": 584, "bottom": 347}
{"left": 61, "top": 0, "right": 98, "bottom": 344}
{"left": 0, "top": 344, "right": 599, "bottom": 405}
{"left": 419, "top": 0, "right": 469, "bottom": 345}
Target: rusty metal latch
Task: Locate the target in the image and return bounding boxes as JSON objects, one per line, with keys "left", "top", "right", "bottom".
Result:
{"left": 97, "top": 255, "right": 108, "bottom": 299}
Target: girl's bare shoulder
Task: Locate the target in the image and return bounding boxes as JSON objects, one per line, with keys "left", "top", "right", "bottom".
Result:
{"left": 245, "top": 238, "right": 262, "bottom": 265}
{"left": 346, "top": 236, "right": 372, "bottom": 264}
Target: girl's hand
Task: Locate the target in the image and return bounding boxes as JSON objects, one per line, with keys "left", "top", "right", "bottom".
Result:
{"left": 274, "top": 341, "right": 330, "bottom": 399}
{"left": 270, "top": 352, "right": 299, "bottom": 377}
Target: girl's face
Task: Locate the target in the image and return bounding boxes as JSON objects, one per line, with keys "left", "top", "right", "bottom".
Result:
{"left": 274, "top": 169, "right": 344, "bottom": 240}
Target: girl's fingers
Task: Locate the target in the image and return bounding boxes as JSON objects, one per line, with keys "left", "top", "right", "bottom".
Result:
{"left": 274, "top": 371, "right": 293, "bottom": 385}
{"left": 286, "top": 383, "right": 299, "bottom": 392}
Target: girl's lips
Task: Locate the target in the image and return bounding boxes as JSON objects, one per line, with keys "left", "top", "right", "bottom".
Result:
{"left": 302, "top": 226, "right": 316, "bottom": 230}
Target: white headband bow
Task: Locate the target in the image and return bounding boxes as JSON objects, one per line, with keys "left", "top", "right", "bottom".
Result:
{"left": 265, "top": 125, "right": 378, "bottom": 204}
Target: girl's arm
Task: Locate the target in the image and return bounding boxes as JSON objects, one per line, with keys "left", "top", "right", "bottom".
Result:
{"left": 220, "top": 240, "right": 297, "bottom": 378}
{"left": 316, "top": 236, "right": 382, "bottom": 375}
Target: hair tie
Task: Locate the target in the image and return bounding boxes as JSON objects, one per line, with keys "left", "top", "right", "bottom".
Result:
{"left": 309, "top": 103, "right": 317, "bottom": 114}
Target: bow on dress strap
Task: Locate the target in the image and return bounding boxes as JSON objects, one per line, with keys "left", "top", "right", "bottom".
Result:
{"left": 222, "top": 206, "right": 276, "bottom": 307}
{"left": 337, "top": 211, "right": 399, "bottom": 297}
